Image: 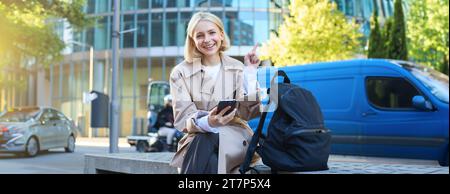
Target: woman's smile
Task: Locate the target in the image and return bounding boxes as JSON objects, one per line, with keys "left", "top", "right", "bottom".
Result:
{"left": 203, "top": 42, "right": 217, "bottom": 50}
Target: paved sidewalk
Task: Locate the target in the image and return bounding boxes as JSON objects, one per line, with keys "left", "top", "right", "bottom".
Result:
{"left": 85, "top": 152, "right": 449, "bottom": 174}
{"left": 76, "top": 137, "right": 131, "bottom": 148}
{"left": 308, "top": 162, "right": 448, "bottom": 174}
{"left": 78, "top": 138, "right": 448, "bottom": 174}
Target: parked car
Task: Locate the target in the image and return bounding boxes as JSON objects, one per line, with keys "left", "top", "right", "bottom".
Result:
{"left": 0, "top": 107, "right": 78, "bottom": 157}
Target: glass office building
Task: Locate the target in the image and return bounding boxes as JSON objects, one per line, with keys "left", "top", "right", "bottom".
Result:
{"left": 47, "top": 0, "right": 393, "bottom": 137}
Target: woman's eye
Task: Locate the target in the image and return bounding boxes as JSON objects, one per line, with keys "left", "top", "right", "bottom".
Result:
{"left": 210, "top": 31, "right": 216, "bottom": 35}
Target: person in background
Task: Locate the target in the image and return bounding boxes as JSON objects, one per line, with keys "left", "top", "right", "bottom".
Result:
{"left": 155, "top": 95, "right": 177, "bottom": 148}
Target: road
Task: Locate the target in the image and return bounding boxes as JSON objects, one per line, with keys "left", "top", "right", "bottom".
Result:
{"left": 0, "top": 138, "right": 136, "bottom": 174}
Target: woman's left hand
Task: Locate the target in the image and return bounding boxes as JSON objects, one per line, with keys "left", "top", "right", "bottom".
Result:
{"left": 244, "top": 43, "right": 261, "bottom": 68}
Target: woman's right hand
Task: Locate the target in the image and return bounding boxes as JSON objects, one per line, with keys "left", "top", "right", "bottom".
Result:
{"left": 207, "top": 106, "right": 237, "bottom": 128}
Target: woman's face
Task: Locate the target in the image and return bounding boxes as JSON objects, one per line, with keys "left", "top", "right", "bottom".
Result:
{"left": 193, "top": 20, "right": 224, "bottom": 58}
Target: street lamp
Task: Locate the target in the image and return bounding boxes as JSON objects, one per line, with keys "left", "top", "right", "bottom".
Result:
{"left": 111, "top": 0, "right": 137, "bottom": 153}
{"left": 109, "top": 26, "right": 137, "bottom": 153}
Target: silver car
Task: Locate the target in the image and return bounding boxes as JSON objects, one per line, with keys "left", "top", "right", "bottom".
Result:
{"left": 0, "top": 107, "right": 78, "bottom": 157}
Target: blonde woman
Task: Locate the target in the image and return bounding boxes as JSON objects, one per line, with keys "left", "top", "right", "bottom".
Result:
{"left": 169, "top": 12, "right": 262, "bottom": 174}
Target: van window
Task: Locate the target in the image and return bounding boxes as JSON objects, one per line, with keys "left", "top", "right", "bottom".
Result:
{"left": 406, "top": 65, "right": 449, "bottom": 103}
{"left": 366, "top": 77, "right": 420, "bottom": 109}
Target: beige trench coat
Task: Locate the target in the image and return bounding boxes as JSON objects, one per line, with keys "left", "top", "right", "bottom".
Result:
{"left": 169, "top": 54, "right": 261, "bottom": 174}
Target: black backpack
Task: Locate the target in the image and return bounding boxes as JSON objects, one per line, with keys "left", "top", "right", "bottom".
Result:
{"left": 240, "top": 70, "right": 331, "bottom": 174}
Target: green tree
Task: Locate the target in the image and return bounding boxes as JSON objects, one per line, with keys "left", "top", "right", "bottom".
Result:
{"left": 406, "top": 0, "right": 449, "bottom": 75}
{"left": 260, "top": 0, "right": 362, "bottom": 67}
{"left": 381, "top": 17, "right": 394, "bottom": 58}
{"left": 387, "top": 0, "right": 408, "bottom": 60}
{"left": 0, "top": 0, "right": 90, "bottom": 72}
{"left": 368, "top": 9, "right": 385, "bottom": 58}
{"left": 0, "top": 0, "right": 91, "bottom": 88}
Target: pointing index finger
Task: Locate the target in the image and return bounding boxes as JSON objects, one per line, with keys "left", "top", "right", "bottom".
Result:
{"left": 251, "top": 43, "right": 259, "bottom": 52}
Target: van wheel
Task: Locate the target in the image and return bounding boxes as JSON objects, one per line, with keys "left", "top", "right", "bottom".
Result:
{"left": 25, "top": 137, "right": 39, "bottom": 157}
{"left": 445, "top": 153, "right": 449, "bottom": 167}
{"left": 438, "top": 152, "right": 449, "bottom": 167}
{"left": 136, "top": 141, "right": 149, "bottom": 153}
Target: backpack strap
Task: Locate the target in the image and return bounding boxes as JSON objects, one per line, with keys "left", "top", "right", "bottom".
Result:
{"left": 239, "top": 100, "right": 270, "bottom": 174}
{"left": 271, "top": 70, "right": 290, "bottom": 85}
{"left": 239, "top": 70, "right": 290, "bottom": 174}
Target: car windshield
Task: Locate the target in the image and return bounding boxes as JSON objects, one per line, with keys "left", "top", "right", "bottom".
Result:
{"left": 403, "top": 63, "right": 449, "bottom": 104}
{"left": 0, "top": 108, "right": 40, "bottom": 122}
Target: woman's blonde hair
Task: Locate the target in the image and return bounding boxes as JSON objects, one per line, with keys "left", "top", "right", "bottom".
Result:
{"left": 184, "top": 12, "right": 230, "bottom": 63}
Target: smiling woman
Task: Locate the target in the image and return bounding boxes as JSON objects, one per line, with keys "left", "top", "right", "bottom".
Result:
{"left": 169, "top": 12, "right": 263, "bottom": 174}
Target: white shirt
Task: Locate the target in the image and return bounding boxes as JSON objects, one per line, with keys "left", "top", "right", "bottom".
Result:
{"left": 197, "top": 65, "right": 259, "bottom": 133}
{"left": 203, "top": 63, "right": 221, "bottom": 81}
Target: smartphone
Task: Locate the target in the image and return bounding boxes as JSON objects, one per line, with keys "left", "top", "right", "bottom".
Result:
{"left": 217, "top": 100, "right": 237, "bottom": 116}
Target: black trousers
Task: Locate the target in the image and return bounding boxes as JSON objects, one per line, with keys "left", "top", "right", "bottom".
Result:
{"left": 181, "top": 133, "right": 219, "bottom": 174}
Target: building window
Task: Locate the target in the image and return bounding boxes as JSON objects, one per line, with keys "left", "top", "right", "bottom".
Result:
{"left": 239, "top": 0, "right": 253, "bottom": 9}
{"left": 355, "top": 0, "right": 363, "bottom": 17}
{"left": 165, "top": 13, "right": 178, "bottom": 46}
{"left": 73, "top": 31, "right": 84, "bottom": 52}
{"left": 255, "top": 0, "right": 269, "bottom": 9}
{"left": 122, "top": 14, "right": 135, "bottom": 48}
{"left": 86, "top": 0, "right": 96, "bottom": 14}
{"left": 178, "top": 0, "right": 193, "bottom": 7}
{"left": 95, "top": 16, "right": 108, "bottom": 50}
{"left": 122, "top": 0, "right": 136, "bottom": 11}
{"left": 334, "top": 0, "right": 345, "bottom": 12}
{"left": 151, "top": 0, "right": 194, "bottom": 8}
{"left": 366, "top": 77, "right": 420, "bottom": 109}
{"left": 254, "top": 12, "right": 269, "bottom": 45}
{"left": 152, "top": 0, "right": 164, "bottom": 8}
{"left": 85, "top": 27, "right": 95, "bottom": 50}
{"left": 224, "top": 12, "right": 239, "bottom": 45}
{"left": 210, "top": 0, "right": 225, "bottom": 7}
{"left": 211, "top": 11, "right": 223, "bottom": 19}
{"left": 137, "top": 0, "right": 149, "bottom": 9}
{"left": 167, "top": 0, "right": 177, "bottom": 7}
{"left": 385, "top": 0, "right": 393, "bottom": 17}
{"left": 178, "top": 12, "right": 192, "bottom": 46}
{"left": 96, "top": 0, "right": 109, "bottom": 13}
{"left": 224, "top": 0, "right": 238, "bottom": 7}
{"left": 239, "top": 12, "right": 254, "bottom": 46}
{"left": 151, "top": 13, "right": 163, "bottom": 46}
{"left": 345, "top": 0, "right": 354, "bottom": 16}
{"left": 137, "top": 14, "right": 149, "bottom": 47}
{"left": 365, "top": 0, "right": 374, "bottom": 18}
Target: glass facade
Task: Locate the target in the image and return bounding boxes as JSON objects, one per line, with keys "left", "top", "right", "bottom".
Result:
{"left": 332, "top": 0, "right": 394, "bottom": 37}
{"left": 50, "top": 0, "right": 392, "bottom": 137}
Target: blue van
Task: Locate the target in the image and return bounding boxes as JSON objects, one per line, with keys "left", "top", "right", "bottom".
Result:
{"left": 249, "top": 59, "right": 449, "bottom": 166}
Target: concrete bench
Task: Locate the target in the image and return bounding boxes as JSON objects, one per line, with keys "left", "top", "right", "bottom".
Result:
{"left": 84, "top": 152, "right": 178, "bottom": 174}
{"left": 84, "top": 152, "right": 272, "bottom": 174}
{"left": 84, "top": 152, "right": 448, "bottom": 174}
